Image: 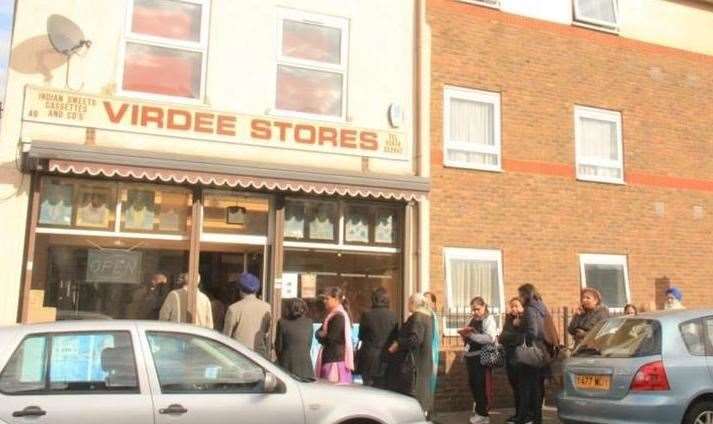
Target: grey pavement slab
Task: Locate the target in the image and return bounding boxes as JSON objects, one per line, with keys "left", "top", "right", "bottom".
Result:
{"left": 432, "top": 406, "right": 560, "bottom": 424}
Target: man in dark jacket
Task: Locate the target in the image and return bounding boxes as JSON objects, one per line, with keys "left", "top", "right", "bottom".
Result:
{"left": 358, "top": 288, "right": 398, "bottom": 387}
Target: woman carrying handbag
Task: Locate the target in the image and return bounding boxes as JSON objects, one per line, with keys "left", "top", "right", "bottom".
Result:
{"left": 459, "top": 297, "right": 498, "bottom": 424}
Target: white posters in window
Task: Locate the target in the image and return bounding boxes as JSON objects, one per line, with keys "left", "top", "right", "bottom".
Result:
{"left": 282, "top": 273, "right": 298, "bottom": 299}
{"left": 300, "top": 273, "right": 317, "bottom": 298}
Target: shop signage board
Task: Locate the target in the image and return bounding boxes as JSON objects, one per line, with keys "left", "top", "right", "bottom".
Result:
{"left": 86, "top": 249, "right": 142, "bottom": 284}
{"left": 23, "top": 86, "right": 408, "bottom": 161}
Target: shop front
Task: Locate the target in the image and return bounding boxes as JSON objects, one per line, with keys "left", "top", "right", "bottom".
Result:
{"left": 19, "top": 86, "right": 428, "bottom": 330}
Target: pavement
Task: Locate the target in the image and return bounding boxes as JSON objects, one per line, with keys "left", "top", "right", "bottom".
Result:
{"left": 432, "top": 406, "right": 560, "bottom": 424}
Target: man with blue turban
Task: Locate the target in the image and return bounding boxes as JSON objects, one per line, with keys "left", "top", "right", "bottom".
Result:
{"left": 223, "top": 272, "right": 272, "bottom": 358}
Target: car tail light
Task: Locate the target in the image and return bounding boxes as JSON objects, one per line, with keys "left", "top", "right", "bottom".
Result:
{"left": 630, "top": 360, "right": 670, "bottom": 391}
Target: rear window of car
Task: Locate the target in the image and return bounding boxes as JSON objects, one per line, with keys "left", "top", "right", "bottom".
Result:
{"left": 574, "top": 318, "right": 661, "bottom": 358}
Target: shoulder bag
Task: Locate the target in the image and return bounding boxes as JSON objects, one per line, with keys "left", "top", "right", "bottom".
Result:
{"left": 480, "top": 342, "right": 505, "bottom": 368}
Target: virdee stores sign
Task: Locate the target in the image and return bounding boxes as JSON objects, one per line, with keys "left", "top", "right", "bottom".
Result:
{"left": 22, "top": 86, "right": 408, "bottom": 161}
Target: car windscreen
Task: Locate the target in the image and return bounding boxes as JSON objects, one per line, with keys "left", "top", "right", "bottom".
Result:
{"left": 573, "top": 318, "right": 661, "bottom": 358}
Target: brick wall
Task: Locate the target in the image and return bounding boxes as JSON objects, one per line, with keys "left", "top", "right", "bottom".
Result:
{"left": 428, "top": 0, "right": 713, "bottom": 410}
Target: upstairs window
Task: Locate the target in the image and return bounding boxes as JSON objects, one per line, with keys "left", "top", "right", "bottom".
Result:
{"left": 443, "top": 87, "right": 502, "bottom": 172}
{"left": 460, "top": 0, "right": 500, "bottom": 8}
{"left": 122, "top": 0, "right": 209, "bottom": 100}
{"left": 575, "top": 106, "right": 623, "bottom": 184}
{"left": 573, "top": 0, "right": 619, "bottom": 31}
{"left": 276, "top": 9, "right": 349, "bottom": 119}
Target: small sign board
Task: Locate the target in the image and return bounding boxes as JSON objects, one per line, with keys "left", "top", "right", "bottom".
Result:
{"left": 86, "top": 249, "right": 142, "bottom": 284}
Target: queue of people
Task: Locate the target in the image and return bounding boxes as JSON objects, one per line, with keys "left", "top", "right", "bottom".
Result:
{"left": 136, "top": 269, "right": 688, "bottom": 421}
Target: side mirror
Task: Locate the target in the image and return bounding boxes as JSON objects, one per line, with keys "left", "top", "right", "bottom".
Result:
{"left": 264, "top": 372, "right": 280, "bottom": 393}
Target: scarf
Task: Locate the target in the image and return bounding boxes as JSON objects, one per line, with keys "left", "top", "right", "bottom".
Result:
{"left": 315, "top": 304, "right": 354, "bottom": 372}
{"left": 429, "top": 308, "right": 441, "bottom": 394}
{"left": 665, "top": 299, "right": 685, "bottom": 310}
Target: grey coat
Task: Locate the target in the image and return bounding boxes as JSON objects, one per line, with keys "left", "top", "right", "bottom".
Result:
{"left": 568, "top": 305, "right": 609, "bottom": 344}
{"left": 224, "top": 294, "right": 272, "bottom": 358}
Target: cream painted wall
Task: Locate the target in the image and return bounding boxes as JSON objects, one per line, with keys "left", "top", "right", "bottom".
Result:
{"left": 620, "top": 0, "right": 713, "bottom": 56}
{"left": 0, "top": 0, "right": 417, "bottom": 324}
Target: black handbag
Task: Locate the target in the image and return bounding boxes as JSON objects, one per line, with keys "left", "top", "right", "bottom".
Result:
{"left": 515, "top": 340, "right": 547, "bottom": 368}
{"left": 480, "top": 343, "right": 505, "bottom": 368}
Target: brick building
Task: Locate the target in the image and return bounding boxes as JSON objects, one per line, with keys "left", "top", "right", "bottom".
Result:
{"left": 426, "top": 0, "right": 713, "bottom": 410}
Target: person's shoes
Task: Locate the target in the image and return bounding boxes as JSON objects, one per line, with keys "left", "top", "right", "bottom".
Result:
{"left": 505, "top": 416, "right": 518, "bottom": 424}
{"left": 469, "top": 414, "right": 490, "bottom": 424}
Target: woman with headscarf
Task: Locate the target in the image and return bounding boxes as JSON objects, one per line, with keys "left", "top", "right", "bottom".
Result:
{"left": 315, "top": 287, "right": 354, "bottom": 384}
{"left": 568, "top": 287, "right": 609, "bottom": 346}
{"left": 357, "top": 287, "right": 398, "bottom": 387}
{"left": 386, "top": 293, "right": 434, "bottom": 415}
{"left": 664, "top": 287, "right": 685, "bottom": 310}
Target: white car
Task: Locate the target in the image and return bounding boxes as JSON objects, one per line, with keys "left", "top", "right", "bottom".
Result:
{"left": 0, "top": 320, "right": 429, "bottom": 424}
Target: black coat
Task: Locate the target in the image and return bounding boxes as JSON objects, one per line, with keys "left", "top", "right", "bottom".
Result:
{"left": 357, "top": 306, "right": 398, "bottom": 383}
{"left": 275, "top": 316, "right": 315, "bottom": 380}
{"left": 315, "top": 313, "right": 346, "bottom": 364}
{"left": 386, "top": 310, "right": 434, "bottom": 412}
{"left": 568, "top": 306, "right": 609, "bottom": 344}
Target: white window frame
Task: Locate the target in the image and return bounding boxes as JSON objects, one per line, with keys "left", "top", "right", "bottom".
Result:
{"left": 273, "top": 9, "right": 349, "bottom": 122}
{"left": 443, "top": 86, "right": 502, "bottom": 172}
{"left": 579, "top": 253, "right": 630, "bottom": 311}
{"left": 118, "top": 0, "right": 211, "bottom": 104}
{"left": 573, "top": 0, "right": 620, "bottom": 32}
{"left": 458, "top": 0, "right": 501, "bottom": 9}
{"left": 574, "top": 105, "right": 624, "bottom": 184}
{"left": 443, "top": 248, "right": 505, "bottom": 336}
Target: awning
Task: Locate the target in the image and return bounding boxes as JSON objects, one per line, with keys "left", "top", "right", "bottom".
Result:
{"left": 27, "top": 141, "right": 429, "bottom": 201}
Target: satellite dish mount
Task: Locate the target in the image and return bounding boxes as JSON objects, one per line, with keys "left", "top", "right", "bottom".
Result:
{"left": 47, "top": 14, "right": 92, "bottom": 89}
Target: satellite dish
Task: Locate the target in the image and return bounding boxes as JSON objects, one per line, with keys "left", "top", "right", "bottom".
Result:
{"left": 47, "top": 14, "right": 91, "bottom": 56}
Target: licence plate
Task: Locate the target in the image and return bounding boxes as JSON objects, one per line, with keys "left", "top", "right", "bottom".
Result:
{"left": 575, "top": 374, "right": 611, "bottom": 391}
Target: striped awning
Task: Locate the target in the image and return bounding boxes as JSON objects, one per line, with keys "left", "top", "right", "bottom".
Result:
{"left": 29, "top": 142, "right": 429, "bottom": 201}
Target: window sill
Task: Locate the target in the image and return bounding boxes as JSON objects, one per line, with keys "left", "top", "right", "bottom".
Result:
{"left": 572, "top": 20, "right": 620, "bottom": 36}
{"left": 269, "top": 108, "right": 347, "bottom": 124}
{"left": 117, "top": 89, "right": 206, "bottom": 107}
{"left": 576, "top": 175, "right": 626, "bottom": 186}
{"left": 443, "top": 161, "right": 503, "bottom": 173}
{"left": 457, "top": 0, "right": 501, "bottom": 10}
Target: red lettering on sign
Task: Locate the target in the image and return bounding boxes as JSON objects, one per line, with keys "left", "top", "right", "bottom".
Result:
{"left": 166, "top": 109, "right": 191, "bottom": 130}
{"left": 318, "top": 127, "right": 338, "bottom": 147}
{"left": 294, "top": 124, "right": 316, "bottom": 144}
{"left": 360, "top": 132, "right": 378, "bottom": 151}
{"left": 141, "top": 106, "right": 164, "bottom": 128}
{"left": 103, "top": 102, "right": 128, "bottom": 123}
{"left": 251, "top": 119, "right": 271, "bottom": 139}
{"left": 274, "top": 121, "right": 292, "bottom": 142}
{"left": 131, "top": 104, "right": 139, "bottom": 125}
{"left": 217, "top": 115, "right": 236, "bottom": 136}
{"left": 340, "top": 129, "right": 357, "bottom": 149}
{"left": 194, "top": 112, "right": 214, "bottom": 133}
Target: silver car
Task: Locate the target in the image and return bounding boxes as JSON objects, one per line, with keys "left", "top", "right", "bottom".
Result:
{"left": 557, "top": 309, "right": 713, "bottom": 424}
{"left": 0, "top": 320, "right": 429, "bottom": 424}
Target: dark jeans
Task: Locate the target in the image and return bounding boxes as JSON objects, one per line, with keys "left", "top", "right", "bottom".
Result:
{"left": 505, "top": 353, "right": 520, "bottom": 417}
{"left": 516, "top": 364, "right": 544, "bottom": 424}
{"left": 465, "top": 355, "right": 489, "bottom": 417}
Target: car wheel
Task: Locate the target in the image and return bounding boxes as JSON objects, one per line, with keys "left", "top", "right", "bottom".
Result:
{"left": 684, "top": 401, "right": 713, "bottom": 424}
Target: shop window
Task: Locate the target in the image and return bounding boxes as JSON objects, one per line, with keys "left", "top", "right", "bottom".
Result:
{"left": 573, "top": 0, "right": 619, "bottom": 31}
{"left": 121, "top": 185, "right": 191, "bottom": 233}
{"left": 74, "top": 182, "right": 117, "bottom": 231}
{"left": 283, "top": 250, "right": 401, "bottom": 324}
{"left": 579, "top": 254, "right": 630, "bottom": 309}
{"left": 275, "top": 9, "right": 348, "bottom": 119}
{"left": 122, "top": 0, "right": 209, "bottom": 100}
{"left": 575, "top": 106, "right": 623, "bottom": 184}
{"left": 284, "top": 199, "right": 338, "bottom": 243}
{"left": 343, "top": 204, "right": 399, "bottom": 247}
{"left": 39, "top": 178, "right": 75, "bottom": 227}
{"left": 443, "top": 86, "right": 501, "bottom": 172}
{"left": 202, "top": 193, "right": 269, "bottom": 236}
{"left": 0, "top": 332, "right": 137, "bottom": 394}
{"left": 443, "top": 248, "right": 504, "bottom": 334}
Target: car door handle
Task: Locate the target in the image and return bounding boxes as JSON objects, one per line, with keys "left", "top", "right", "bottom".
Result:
{"left": 12, "top": 406, "right": 47, "bottom": 417}
{"left": 159, "top": 404, "right": 188, "bottom": 415}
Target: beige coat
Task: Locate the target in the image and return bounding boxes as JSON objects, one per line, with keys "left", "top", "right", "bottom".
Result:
{"left": 159, "top": 287, "right": 214, "bottom": 329}
{"left": 223, "top": 294, "right": 272, "bottom": 358}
